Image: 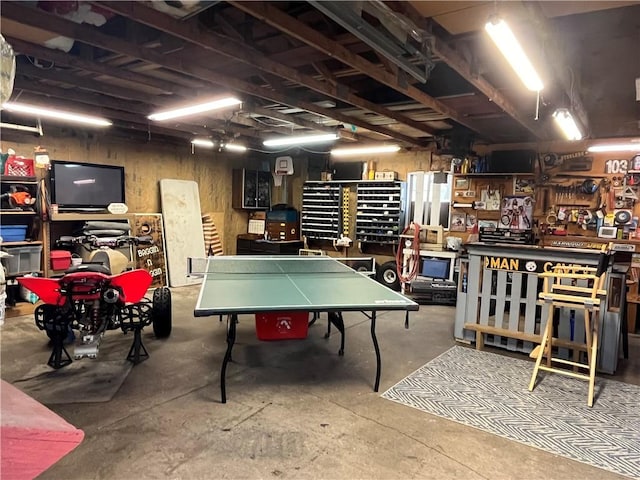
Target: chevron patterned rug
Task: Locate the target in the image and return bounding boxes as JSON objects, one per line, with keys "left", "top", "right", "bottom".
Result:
{"left": 382, "top": 346, "right": 640, "bottom": 479}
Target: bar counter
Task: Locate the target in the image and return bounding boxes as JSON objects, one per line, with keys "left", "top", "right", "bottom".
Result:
{"left": 454, "top": 242, "right": 627, "bottom": 374}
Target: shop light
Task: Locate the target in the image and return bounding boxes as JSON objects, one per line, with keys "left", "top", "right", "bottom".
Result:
{"left": 2, "top": 101, "right": 112, "bottom": 126}
{"left": 587, "top": 142, "right": 640, "bottom": 153}
{"left": 263, "top": 133, "right": 339, "bottom": 147}
{"left": 191, "top": 138, "right": 215, "bottom": 148}
{"left": 223, "top": 143, "right": 247, "bottom": 153}
{"left": 149, "top": 97, "right": 242, "bottom": 122}
{"left": 331, "top": 145, "right": 400, "bottom": 156}
{"left": 552, "top": 108, "right": 582, "bottom": 141}
{"left": 485, "top": 17, "right": 543, "bottom": 92}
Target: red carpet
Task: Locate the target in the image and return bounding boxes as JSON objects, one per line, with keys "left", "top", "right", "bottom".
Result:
{"left": 1, "top": 380, "right": 84, "bottom": 479}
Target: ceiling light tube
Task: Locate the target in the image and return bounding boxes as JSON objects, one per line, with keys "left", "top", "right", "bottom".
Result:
{"left": 149, "top": 97, "right": 242, "bottom": 121}
{"left": 191, "top": 138, "right": 215, "bottom": 148}
{"left": 2, "top": 101, "right": 112, "bottom": 126}
{"left": 587, "top": 142, "right": 640, "bottom": 153}
{"left": 224, "top": 143, "right": 247, "bottom": 153}
{"left": 485, "top": 17, "right": 543, "bottom": 92}
{"left": 331, "top": 145, "right": 400, "bottom": 156}
{"left": 552, "top": 108, "right": 582, "bottom": 141}
{"left": 263, "top": 133, "right": 338, "bottom": 147}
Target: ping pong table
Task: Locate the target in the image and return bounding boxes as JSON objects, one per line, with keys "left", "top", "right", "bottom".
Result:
{"left": 193, "top": 255, "right": 419, "bottom": 403}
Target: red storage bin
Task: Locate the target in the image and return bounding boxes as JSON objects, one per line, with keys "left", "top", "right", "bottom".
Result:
{"left": 255, "top": 311, "right": 309, "bottom": 340}
{"left": 50, "top": 250, "right": 72, "bottom": 271}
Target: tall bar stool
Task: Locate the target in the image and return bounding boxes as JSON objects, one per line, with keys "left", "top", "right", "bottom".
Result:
{"left": 528, "top": 248, "right": 611, "bottom": 407}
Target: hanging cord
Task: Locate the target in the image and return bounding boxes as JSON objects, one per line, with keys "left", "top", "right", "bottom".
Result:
{"left": 396, "top": 222, "right": 421, "bottom": 285}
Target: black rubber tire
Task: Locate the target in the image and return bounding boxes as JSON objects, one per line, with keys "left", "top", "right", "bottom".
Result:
{"left": 377, "top": 261, "right": 401, "bottom": 291}
{"left": 152, "top": 287, "right": 172, "bottom": 338}
{"left": 350, "top": 260, "right": 372, "bottom": 273}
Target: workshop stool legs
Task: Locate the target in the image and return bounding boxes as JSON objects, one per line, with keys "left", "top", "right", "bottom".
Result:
{"left": 529, "top": 302, "right": 600, "bottom": 407}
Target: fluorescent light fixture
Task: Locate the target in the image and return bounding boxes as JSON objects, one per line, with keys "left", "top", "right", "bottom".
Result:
{"left": 587, "top": 142, "right": 640, "bottom": 153}
{"left": 191, "top": 138, "right": 215, "bottom": 148}
{"left": 224, "top": 143, "right": 247, "bottom": 153}
{"left": 485, "top": 17, "right": 543, "bottom": 92}
{"left": 2, "top": 101, "right": 112, "bottom": 126}
{"left": 263, "top": 133, "right": 338, "bottom": 147}
{"left": 552, "top": 108, "right": 582, "bottom": 141}
{"left": 149, "top": 97, "right": 241, "bottom": 121}
{"left": 331, "top": 145, "right": 400, "bottom": 156}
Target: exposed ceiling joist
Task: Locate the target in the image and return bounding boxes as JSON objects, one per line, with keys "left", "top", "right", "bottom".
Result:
{"left": 382, "top": 1, "right": 546, "bottom": 140}
{"left": 228, "top": 1, "right": 490, "bottom": 138}
{"left": 1, "top": 1, "right": 427, "bottom": 147}
{"left": 96, "top": 1, "right": 438, "bottom": 139}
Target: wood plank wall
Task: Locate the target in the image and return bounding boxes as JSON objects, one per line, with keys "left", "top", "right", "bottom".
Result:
{"left": 1, "top": 133, "right": 313, "bottom": 254}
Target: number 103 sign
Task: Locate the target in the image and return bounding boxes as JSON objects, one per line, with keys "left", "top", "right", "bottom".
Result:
{"left": 605, "top": 155, "right": 640, "bottom": 174}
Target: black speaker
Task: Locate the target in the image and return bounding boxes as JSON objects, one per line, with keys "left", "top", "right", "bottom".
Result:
{"left": 486, "top": 150, "right": 535, "bottom": 173}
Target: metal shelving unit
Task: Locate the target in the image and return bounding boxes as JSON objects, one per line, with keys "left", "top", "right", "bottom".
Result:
{"left": 301, "top": 182, "right": 344, "bottom": 241}
{"left": 356, "top": 181, "right": 405, "bottom": 245}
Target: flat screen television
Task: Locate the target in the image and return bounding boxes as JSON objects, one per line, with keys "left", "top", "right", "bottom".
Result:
{"left": 50, "top": 160, "right": 125, "bottom": 211}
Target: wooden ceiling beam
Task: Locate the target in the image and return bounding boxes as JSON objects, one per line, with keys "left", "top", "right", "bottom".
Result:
{"left": 228, "top": 1, "right": 489, "bottom": 136}
{"left": 13, "top": 74, "right": 281, "bottom": 140}
{"left": 6, "top": 88, "right": 213, "bottom": 138}
{"left": 243, "top": 103, "right": 339, "bottom": 134}
{"left": 6, "top": 36, "right": 173, "bottom": 96}
{"left": 96, "top": 1, "right": 438, "bottom": 138}
{"left": 16, "top": 62, "right": 160, "bottom": 104}
{"left": 2, "top": 2, "right": 426, "bottom": 146}
{"left": 387, "top": 1, "right": 546, "bottom": 139}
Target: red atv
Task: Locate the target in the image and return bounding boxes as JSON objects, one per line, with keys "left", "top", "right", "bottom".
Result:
{"left": 18, "top": 235, "right": 172, "bottom": 369}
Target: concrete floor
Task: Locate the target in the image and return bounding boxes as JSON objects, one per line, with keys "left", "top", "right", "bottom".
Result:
{"left": 1, "top": 285, "right": 638, "bottom": 480}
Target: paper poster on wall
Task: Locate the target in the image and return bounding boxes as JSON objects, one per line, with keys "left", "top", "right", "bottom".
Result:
{"left": 132, "top": 213, "right": 168, "bottom": 288}
{"left": 499, "top": 196, "right": 533, "bottom": 230}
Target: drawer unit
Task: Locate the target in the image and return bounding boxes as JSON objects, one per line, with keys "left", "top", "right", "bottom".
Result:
{"left": 266, "top": 221, "right": 299, "bottom": 241}
{"left": 356, "top": 181, "right": 406, "bottom": 245}
{"left": 301, "top": 182, "right": 345, "bottom": 241}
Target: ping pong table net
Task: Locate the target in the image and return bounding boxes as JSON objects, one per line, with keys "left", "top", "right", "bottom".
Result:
{"left": 187, "top": 256, "right": 375, "bottom": 277}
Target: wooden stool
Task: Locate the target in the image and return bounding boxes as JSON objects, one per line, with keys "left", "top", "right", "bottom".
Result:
{"left": 528, "top": 259, "right": 609, "bottom": 407}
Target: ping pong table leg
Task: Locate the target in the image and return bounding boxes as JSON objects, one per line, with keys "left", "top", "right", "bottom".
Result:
{"left": 327, "top": 312, "right": 345, "bottom": 355}
{"left": 220, "top": 313, "right": 238, "bottom": 404}
{"left": 371, "top": 312, "right": 381, "bottom": 392}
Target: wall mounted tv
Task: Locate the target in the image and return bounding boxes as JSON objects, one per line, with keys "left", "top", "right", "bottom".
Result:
{"left": 50, "top": 160, "right": 125, "bottom": 211}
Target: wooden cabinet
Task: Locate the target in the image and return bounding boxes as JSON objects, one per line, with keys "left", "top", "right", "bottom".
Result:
{"left": 0, "top": 176, "right": 43, "bottom": 277}
{"left": 44, "top": 212, "right": 132, "bottom": 277}
{"left": 1, "top": 175, "right": 44, "bottom": 314}
{"left": 232, "top": 169, "right": 271, "bottom": 209}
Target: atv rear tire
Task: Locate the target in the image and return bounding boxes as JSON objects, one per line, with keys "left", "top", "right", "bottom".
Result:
{"left": 152, "top": 287, "right": 172, "bottom": 338}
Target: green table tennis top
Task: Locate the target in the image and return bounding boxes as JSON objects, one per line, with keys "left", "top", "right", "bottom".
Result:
{"left": 194, "top": 255, "right": 418, "bottom": 316}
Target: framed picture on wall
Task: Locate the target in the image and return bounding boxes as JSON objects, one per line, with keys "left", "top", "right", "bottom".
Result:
{"left": 454, "top": 178, "right": 469, "bottom": 190}
{"left": 450, "top": 212, "right": 466, "bottom": 232}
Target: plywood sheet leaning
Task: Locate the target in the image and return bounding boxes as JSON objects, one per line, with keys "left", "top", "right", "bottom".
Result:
{"left": 159, "top": 179, "right": 205, "bottom": 287}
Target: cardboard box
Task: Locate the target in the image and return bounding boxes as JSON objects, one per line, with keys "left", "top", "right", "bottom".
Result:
{"left": 374, "top": 171, "right": 398, "bottom": 181}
